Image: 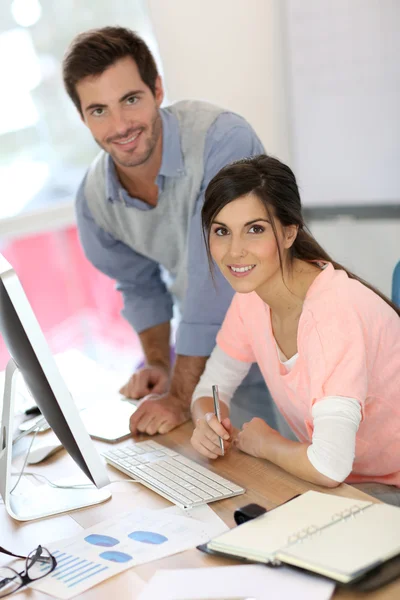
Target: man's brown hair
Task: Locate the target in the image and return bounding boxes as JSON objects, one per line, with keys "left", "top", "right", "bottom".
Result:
{"left": 62, "top": 26, "right": 159, "bottom": 115}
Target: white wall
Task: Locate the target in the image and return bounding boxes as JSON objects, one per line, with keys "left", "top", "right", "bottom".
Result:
{"left": 147, "top": 0, "right": 291, "bottom": 164}
{"left": 309, "top": 219, "right": 399, "bottom": 297}
{"left": 285, "top": 0, "right": 400, "bottom": 207}
{"left": 147, "top": 0, "right": 399, "bottom": 298}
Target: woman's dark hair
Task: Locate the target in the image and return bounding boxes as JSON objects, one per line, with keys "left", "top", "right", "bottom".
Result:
{"left": 202, "top": 154, "right": 400, "bottom": 316}
{"left": 62, "top": 26, "right": 159, "bottom": 116}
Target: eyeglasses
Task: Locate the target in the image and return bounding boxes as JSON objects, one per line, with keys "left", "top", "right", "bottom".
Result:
{"left": 0, "top": 545, "right": 57, "bottom": 597}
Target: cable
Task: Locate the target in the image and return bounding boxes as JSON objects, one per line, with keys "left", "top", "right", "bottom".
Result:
{"left": 109, "top": 479, "right": 139, "bottom": 485}
{"left": 12, "top": 416, "right": 49, "bottom": 446}
{"left": 10, "top": 423, "right": 139, "bottom": 494}
{"left": 9, "top": 426, "right": 139, "bottom": 495}
{"left": 12, "top": 472, "right": 94, "bottom": 489}
{"left": 10, "top": 471, "right": 139, "bottom": 490}
{"left": 10, "top": 427, "right": 40, "bottom": 494}
{"left": 0, "top": 475, "right": 139, "bottom": 503}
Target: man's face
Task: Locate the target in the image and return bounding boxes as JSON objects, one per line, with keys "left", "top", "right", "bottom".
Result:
{"left": 77, "top": 56, "right": 163, "bottom": 168}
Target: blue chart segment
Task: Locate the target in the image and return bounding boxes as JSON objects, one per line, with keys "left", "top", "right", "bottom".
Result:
{"left": 128, "top": 530, "right": 168, "bottom": 544}
{"left": 99, "top": 551, "right": 133, "bottom": 563}
{"left": 49, "top": 550, "right": 109, "bottom": 589}
{"left": 84, "top": 534, "right": 120, "bottom": 547}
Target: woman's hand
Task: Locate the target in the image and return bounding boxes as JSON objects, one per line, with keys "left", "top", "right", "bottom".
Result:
{"left": 191, "top": 414, "right": 233, "bottom": 459}
{"left": 234, "top": 417, "right": 279, "bottom": 459}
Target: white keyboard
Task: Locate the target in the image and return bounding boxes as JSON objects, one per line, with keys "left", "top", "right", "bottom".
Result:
{"left": 101, "top": 440, "right": 245, "bottom": 509}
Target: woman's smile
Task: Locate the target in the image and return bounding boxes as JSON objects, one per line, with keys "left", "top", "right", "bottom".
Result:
{"left": 226, "top": 264, "right": 256, "bottom": 277}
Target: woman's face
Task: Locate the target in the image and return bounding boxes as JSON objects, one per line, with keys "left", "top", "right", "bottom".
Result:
{"left": 209, "top": 193, "right": 294, "bottom": 294}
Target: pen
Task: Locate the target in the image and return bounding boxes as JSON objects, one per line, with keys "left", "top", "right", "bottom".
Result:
{"left": 212, "top": 384, "right": 224, "bottom": 456}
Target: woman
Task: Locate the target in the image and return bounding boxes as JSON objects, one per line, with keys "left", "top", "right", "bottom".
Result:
{"left": 190, "top": 155, "right": 400, "bottom": 502}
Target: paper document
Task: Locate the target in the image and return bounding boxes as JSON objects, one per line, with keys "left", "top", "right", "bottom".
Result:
{"left": 138, "top": 564, "right": 335, "bottom": 600}
{"left": 29, "top": 504, "right": 228, "bottom": 599}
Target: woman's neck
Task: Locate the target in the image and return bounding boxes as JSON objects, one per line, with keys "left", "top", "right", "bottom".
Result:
{"left": 256, "top": 259, "right": 322, "bottom": 321}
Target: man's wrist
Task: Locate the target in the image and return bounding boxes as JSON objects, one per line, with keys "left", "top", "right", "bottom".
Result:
{"left": 165, "top": 392, "right": 191, "bottom": 419}
{"left": 139, "top": 322, "right": 171, "bottom": 374}
{"left": 165, "top": 355, "right": 208, "bottom": 421}
{"left": 145, "top": 359, "right": 170, "bottom": 374}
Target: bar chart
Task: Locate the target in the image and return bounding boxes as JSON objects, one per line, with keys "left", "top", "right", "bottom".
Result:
{"left": 48, "top": 550, "right": 109, "bottom": 588}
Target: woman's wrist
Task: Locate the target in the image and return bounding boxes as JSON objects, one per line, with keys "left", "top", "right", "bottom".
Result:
{"left": 191, "top": 396, "right": 213, "bottom": 423}
{"left": 259, "top": 429, "right": 287, "bottom": 461}
{"left": 191, "top": 396, "right": 229, "bottom": 424}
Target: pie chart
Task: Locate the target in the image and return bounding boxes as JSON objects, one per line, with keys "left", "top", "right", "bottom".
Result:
{"left": 99, "top": 551, "right": 133, "bottom": 563}
{"left": 128, "top": 530, "right": 168, "bottom": 544}
{"left": 84, "top": 534, "right": 120, "bottom": 547}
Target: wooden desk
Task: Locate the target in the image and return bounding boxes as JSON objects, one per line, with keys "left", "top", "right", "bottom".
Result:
{"left": 1, "top": 422, "right": 399, "bottom": 599}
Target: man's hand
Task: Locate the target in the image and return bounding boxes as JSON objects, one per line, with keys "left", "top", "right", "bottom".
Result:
{"left": 128, "top": 354, "right": 207, "bottom": 436}
{"left": 129, "top": 393, "right": 190, "bottom": 436}
{"left": 119, "top": 364, "right": 169, "bottom": 399}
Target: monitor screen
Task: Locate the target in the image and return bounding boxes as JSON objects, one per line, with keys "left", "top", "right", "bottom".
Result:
{"left": 0, "top": 254, "right": 109, "bottom": 488}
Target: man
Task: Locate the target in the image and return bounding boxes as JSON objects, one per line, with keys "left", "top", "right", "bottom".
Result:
{"left": 62, "top": 26, "right": 285, "bottom": 437}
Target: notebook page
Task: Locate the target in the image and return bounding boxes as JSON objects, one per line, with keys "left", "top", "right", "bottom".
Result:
{"left": 280, "top": 503, "right": 400, "bottom": 583}
{"left": 208, "top": 491, "right": 372, "bottom": 562}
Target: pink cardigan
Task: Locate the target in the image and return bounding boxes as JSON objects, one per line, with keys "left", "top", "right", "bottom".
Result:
{"left": 217, "top": 263, "right": 400, "bottom": 487}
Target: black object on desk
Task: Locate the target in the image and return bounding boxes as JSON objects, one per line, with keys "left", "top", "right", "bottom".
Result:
{"left": 234, "top": 503, "right": 267, "bottom": 525}
{"left": 25, "top": 406, "right": 41, "bottom": 416}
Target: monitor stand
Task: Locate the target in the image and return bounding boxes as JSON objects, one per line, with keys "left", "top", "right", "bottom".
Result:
{"left": 0, "top": 359, "right": 111, "bottom": 522}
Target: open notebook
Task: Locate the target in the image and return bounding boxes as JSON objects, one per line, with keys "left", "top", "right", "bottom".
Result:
{"left": 201, "top": 491, "right": 400, "bottom": 585}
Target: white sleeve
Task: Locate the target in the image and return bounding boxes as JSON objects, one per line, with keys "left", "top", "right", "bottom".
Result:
{"left": 191, "top": 345, "right": 251, "bottom": 408}
{"left": 307, "top": 396, "right": 362, "bottom": 482}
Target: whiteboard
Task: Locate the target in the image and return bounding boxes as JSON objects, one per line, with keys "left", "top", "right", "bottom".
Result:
{"left": 284, "top": 0, "right": 400, "bottom": 207}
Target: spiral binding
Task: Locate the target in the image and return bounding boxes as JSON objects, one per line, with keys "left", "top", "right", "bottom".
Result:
{"left": 285, "top": 502, "right": 373, "bottom": 548}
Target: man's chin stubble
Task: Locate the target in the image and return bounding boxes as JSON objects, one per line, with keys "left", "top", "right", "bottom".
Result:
{"left": 110, "top": 146, "right": 154, "bottom": 169}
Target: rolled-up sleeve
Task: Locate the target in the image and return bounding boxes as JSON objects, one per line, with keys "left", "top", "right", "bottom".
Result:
{"left": 176, "top": 113, "right": 265, "bottom": 356}
{"left": 75, "top": 179, "right": 173, "bottom": 333}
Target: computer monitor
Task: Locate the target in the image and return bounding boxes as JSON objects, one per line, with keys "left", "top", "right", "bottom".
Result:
{"left": 0, "top": 254, "right": 111, "bottom": 521}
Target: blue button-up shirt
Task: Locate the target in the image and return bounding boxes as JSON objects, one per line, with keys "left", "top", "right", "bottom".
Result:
{"left": 76, "top": 107, "right": 264, "bottom": 356}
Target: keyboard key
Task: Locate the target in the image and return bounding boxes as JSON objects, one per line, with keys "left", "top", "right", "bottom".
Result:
{"left": 155, "top": 446, "right": 179, "bottom": 456}
{"left": 130, "top": 446, "right": 146, "bottom": 455}
{"left": 125, "top": 457, "right": 140, "bottom": 466}
{"left": 106, "top": 450, "right": 123, "bottom": 459}
{"left": 144, "top": 441, "right": 162, "bottom": 450}
{"left": 123, "top": 448, "right": 136, "bottom": 456}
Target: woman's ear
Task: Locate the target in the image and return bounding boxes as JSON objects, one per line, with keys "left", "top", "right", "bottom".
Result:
{"left": 284, "top": 225, "right": 298, "bottom": 249}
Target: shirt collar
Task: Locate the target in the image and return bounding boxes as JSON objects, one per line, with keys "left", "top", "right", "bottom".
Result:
{"left": 105, "top": 106, "right": 184, "bottom": 203}
{"left": 158, "top": 107, "right": 185, "bottom": 178}
{"left": 304, "top": 262, "right": 336, "bottom": 302}
{"left": 105, "top": 156, "right": 121, "bottom": 202}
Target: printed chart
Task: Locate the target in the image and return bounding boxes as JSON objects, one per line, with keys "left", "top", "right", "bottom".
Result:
{"left": 47, "top": 550, "right": 110, "bottom": 589}
{"left": 30, "top": 505, "right": 228, "bottom": 599}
